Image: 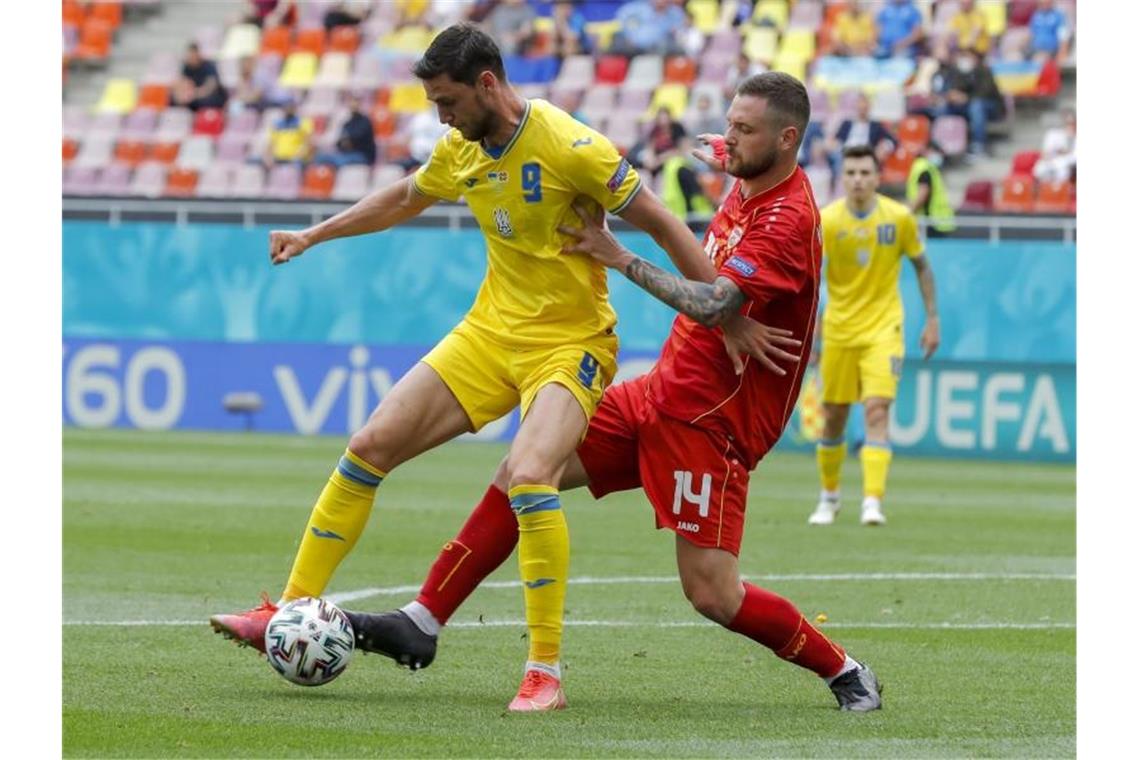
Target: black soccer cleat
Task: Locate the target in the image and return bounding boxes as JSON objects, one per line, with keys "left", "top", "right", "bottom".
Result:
{"left": 344, "top": 610, "right": 437, "bottom": 671}
{"left": 828, "top": 661, "right": 883, "bottom": 712}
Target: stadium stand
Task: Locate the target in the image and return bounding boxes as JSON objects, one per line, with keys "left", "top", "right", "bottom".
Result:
{"left": 62, "top": 0, "right": 1075, "bottom": 213}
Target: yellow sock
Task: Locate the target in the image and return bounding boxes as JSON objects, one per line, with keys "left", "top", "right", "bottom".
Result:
{"left": 510, "top": 484, "right": 568, "bottom": 668}
{"left": 816, "top": 438, "right": 847, "bottom": 493}
{"left": 282, "top": 450, "right": 386, "bottom": 601}
{"left": 860, "top": 443, "right": 893, "bottom": 500}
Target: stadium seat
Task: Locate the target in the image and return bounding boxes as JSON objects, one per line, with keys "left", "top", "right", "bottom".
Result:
{"left": 1011, "top": 150, "right": 1041, "bottom": 176}
{"left": 999, "top": 27, "right": 1031, "bottom": 60}
{"left": 382, "top": 136, "right": 412, "bottom": 163}
{"left": 663, "top": 56, "right": 696, "bottom": 85}
{"left": 1036, "top": 58, "right": 1061, "bottom": 97}
{"left": 388, "top": 83, "right": 429, "bottom": 114}
{"left": 896, "top": 115, "right": 931, "bottom": 154}
{"left": 805, "top": 165, "right": 833, "bottom": 205}
{"left": 753, "top": 0, "right": 790, "bottom": 29}
{"left": 314, "top": 52, "right": 352, "bottom": 88}
{"left": 370, "top": 107, "right": 398, "bottom": 138}
{"left": 192, "top": 108, "right": 226, "bottom": 137}
{"left": 165, "top": 167, "right": 200, "bottom": 197}
{"left": 264, "top": 163, "right": 302, "bottom": 199}
{"left": 113, "top": 139, "right": 148, "bottom": 167}
{"left": 261, "top": 25, "right": 292, "bottom": 57}
{"left": 231, "top": 164, "right": 266, "bottom": 197}
{"left": 138, "top": 83, "right": 169, "bottom": 110}
{"left": 960, "top": 180, "right": 995, "bottom": 212}
{"left": 332, "top": 164, "right": 369, "bottom": 200}
{"left": 177, "top": 135, "right": 215, "bottom": 171}
{"left": 90, "top": 2, "right": 123, "bottom": 30}
{"left": 196, "top": 164, "right": 233, "bottom": 197}
{"left": 995, "top": 175, "right": 1035, "bottom": 213}
{"left": 697, "top": 171, "right": 726, "bottom": 203}
{"left": 294, "top": 28, "right": 326, "bottom": 56}
{"left": 596, "top": 55, "right": 629, "bottom": 84}
{"left": 773, "top": 52, "right": 807, "bottom": 82}
{"left": 220, "top": 23, "right": 260, "bottom": 60}
{"left": 617, "top": 88, "right": 652, "bottom": 116}
{"left": 155, "top": 108, "right": 193, "bottom": 142}
{"left": 780, "top": 28, "right": 816, "bottom": 61}
{"left": 503, "top": 56, "right": 560, "bottom": 85}
{"left": 88, "top": 111, "right": 123, "bottom": 138}
{"left": 278, "top": 52, "right": 318, "bottom": 88}
{"left": 870, "top": 87, "right": 906, "bottom": 122}
{"left": 129, "top": 162, "right": 167, "bottom": 197}
{"left": 76, "top": 19, "right": 113, "bottom": 62}
{"left": 195, "top": 24, "right": 224, "bottom": 58}
{"left": 606, "top": 118, "right": 639, "bottom": 154}
{"left": 64, "top": 165, "right": 99, "bottom": 195}
{"left": 880, "top": 147, "right": 915, "bottom": 186}
{"left": 120, "top": 108, "right": 159, "bottom": 141}
{"left": 350, "top": 51, "right": 385, "bottom": 89}
{"left": 686, "top": 0, "right": 720, "bottom": 33}
{"left": 94, "top": 78, "right": 137, "bottom": 114}
{"left": 554, "top": 55, "right": 595, "bottom": 90}
{"left": 744, "top": 26, "right": 779, "bottom": 63}
{"left": 789, "top": 0, "right": 824, "bottom": 29}
{"left": 64, "top": 137, "right": 80, "bottom": 165}
{"left": 647, "top": 84, "right": 689, "bottom": 120}
{"left": 1034, "top": 180, "right": 1075, "bottom": 214}
{"left": 1008, "top": 0, "right": 1036, "bottom": 26}
{"left": 370, "top": 163, "right": 406, "bottom": 191}
{"left": 63, "top": 2, "right": 86, "bottom": 29}
{"left": 625, "top": 55, "right": 664, "bottom": 92}
{"left": 74, "top": 135, "right": 115, "bottom": 168}
{"left": 329, "top": 25, "right": 360, "bottom": 54}
{"left": 931, "top": 114, "right": 968, "bottom": 156}
{"left": 215, "top": 132, "right": 252, "bottom": 165}
{"left": 149, "top": 141, "right": 181, "bottom": 165}
{"left": 93, "top": 163, "right": 132, "bottom": 195}
{"left": 224, "top": 108, "right": 260, "bottom": 137}
{"left": 301, "top": 164, "right": 336, "bottom": 199}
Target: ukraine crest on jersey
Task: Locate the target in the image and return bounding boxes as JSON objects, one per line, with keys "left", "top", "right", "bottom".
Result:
{"left": 819, "top": 194, "right": 923, "bottom": 347}
{"left": 413, "top": 99, "right": 643, "bottom": 347}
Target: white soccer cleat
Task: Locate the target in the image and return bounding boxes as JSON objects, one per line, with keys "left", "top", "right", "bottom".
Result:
{"left": 860, "top": 498, "right": 886, "bottom": 526}
{"left": 808, "top": 495, "right": 840, "bottom": 525}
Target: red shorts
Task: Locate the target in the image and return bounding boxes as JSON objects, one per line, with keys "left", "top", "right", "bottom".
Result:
{"left": 576, "top": 375, "right": 751, "bottom": 555}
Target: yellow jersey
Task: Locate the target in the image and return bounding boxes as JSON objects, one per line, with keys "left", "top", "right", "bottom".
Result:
{"left": 820, "top": 194, "right": 923, "bottom": 347}
{"left": 414, "top": 99, "right": 642, "bottom": 348}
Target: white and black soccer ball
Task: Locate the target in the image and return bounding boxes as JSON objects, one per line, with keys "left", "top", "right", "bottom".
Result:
{"left": 265, "top": 597, "right": 354, "bottom": 686}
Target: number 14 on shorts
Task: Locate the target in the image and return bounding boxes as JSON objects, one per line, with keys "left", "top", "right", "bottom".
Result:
{"left": 673, "top": 470, "right": 712, "bottom": 517}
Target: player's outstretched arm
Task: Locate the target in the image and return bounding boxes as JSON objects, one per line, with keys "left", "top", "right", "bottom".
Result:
{"left": 268, "top": 176, "right": 437, "bottom": 265}
{"left": 910, "top": 253, "right": 940, "bottom": 358}
{"left": 614, "top": 186, "right": 718, "bottom": 283}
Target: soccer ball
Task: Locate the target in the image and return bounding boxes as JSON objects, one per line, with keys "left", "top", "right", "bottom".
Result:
{"left": 265, "top": 597, "right": 355, "bottom": 686}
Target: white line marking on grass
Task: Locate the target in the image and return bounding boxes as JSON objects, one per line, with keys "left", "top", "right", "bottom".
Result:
{"left": 64, "top": 618, "right": 1075, "bottom": 630}
{"left": 324, "top": 572, "right": 1076, "bottom": 605}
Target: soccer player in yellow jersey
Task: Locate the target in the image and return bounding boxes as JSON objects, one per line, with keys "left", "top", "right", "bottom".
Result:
{"left": 808, "top": 144, "right": 940, "bottom": 527}
{"left": 209, "top": 23, "right": 792, "bottom": 711}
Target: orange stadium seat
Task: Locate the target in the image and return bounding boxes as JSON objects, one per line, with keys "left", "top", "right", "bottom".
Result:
{"left": 114, "top": 139, "right": 149, "bottom": 167}
{"left": 383, "top": 136, "right": 411, "bottom": 163}
{"left": 996, "top": 175, "right": 1035, "bottom": 213}
{"left": 301, "top": 164, "right": 336, "bottom": 199}
{"left": 165, "top": 167, "right": 200, "bottom": 197}
{"left": 63, "top": 137, "right": 79, "bottom": 164}
{"left": 1034, "top": 180, "right": 1075, "bottom": 214}
{"left": 261, "top": 25, "right": 292, "bottom": 57}
{"left": 373, "top": 86, "right": 391, "bottom": 109}
{"left": 294, "top": 28, "right": 326, "bottom": 57}
{"left": 76, "top": 19, "right": 113, "bottom": 61}
{"left": 149, "top": 141, "right": 181, "bottom": 165}
{"left": 138, "top": 84, "right": 169, "bottom": 110}
{"left": 880, "top": 147, "right": 914, "bottom": 186}
{"left": 63, "top": 2, "right": 86, "bottom": 29}
{"left": 90, "top": 2, "right": 123, "bottom": 30}
{"left": 371, "top": 107, "right": 397, "bottom": 138}
{"left": 896, "top": 115, "right": 930, "bottom": 154}
{"left": 328, "top": 25, "right": 360, "bottom": 54}
{"left": 663, "top": 56, "right": 697, "bottom": 85}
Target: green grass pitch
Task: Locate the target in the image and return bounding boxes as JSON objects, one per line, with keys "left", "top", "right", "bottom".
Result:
{"left": 63, "top": 428, "right": 1074, "bottom": 757}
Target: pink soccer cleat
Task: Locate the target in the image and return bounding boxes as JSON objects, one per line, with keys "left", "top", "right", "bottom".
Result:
{"left": 209, "top": 593, "right": 278, "bottom": 654}
{"left": 507, "top": 669, "right": 568, "bottom": 712}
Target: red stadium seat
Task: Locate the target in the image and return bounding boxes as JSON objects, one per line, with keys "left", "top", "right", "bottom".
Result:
{"left": 63, "top": 137, "right": 80, "bottom": 164}
{"left": 896, "top": 115, "right": 930, "bottom": 154}
{"left": 328, "top": 25, "right": 360, "bottom": 54}
{"left": 301, "top": 164, "right": 336, "bottom": 199}
{"left": 192, "top": 108, "right": 226, "bottom": 136}
{"left": 663, "top": 56, "right": 697, "bottom": 85}
{"left": 1033, "top": 180, "right": 1075, "bottom": 214}
{"left": 294, "top": 28, "right": 326, "bottom": 57}
{"left": 1010, "top": 150, "right": 1040, "bottom": 176}
{"left": 138, "top": 83, "right": 169, "bottom": 110}
{"left": 75, "top": 19, "right": 113, "bottom": 62}
{"left": 960, "top": 180, "right": 995, "bottom": 213}
{"left": 1036, "top": 58, "right": 1061, "bottom": 97}
{"left": 880, "top": 147, "right": 914, "bottom": 186}
{"left": 261, "top": 26, "right": 292, "bottom": 57}
{"left": 995, "top": 175, "right": 1035, "bottom": 213}
{"left": 165, "top": 167, "right": 200, "bottom": 197}
{"left": 596, "top": 55, "right": 629, "bottom": 84}
{"left": 114, "top": 139, "right": 149, "bottom": 167}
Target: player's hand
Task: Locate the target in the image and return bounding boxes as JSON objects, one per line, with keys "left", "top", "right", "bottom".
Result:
{"left": 691, "top": 134, "right": 728, "bottom": 173}
{"left": 269, "top": 229, "right": 311, "bottom": 266}
{"left": 558, "top": 202, "right": 632, "bottom": 270}
{"left": 721, "top": 314, "right": 802, "bottom": 376}
{"left": 920, "top": 317, "right": 940, "bottom": 359}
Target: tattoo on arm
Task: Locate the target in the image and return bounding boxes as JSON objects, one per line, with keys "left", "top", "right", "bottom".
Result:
{"left": 624, "top": 257, "right": 746, "bottom": 327}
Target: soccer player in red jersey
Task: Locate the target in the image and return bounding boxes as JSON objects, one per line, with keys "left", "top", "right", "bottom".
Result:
{"left": 346, "top": 72, "right": 882, "bottom": 712}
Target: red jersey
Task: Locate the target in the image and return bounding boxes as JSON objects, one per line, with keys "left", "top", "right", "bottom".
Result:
{"left": 645, "top": 166, "right": 822, "bottom": 469}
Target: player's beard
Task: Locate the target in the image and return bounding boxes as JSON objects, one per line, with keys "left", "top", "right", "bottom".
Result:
{"left": 728, "top": 143, "right": 778, "bottom": 180}
{"left": 459, "top": 109, "right": 496, "bottom": 142}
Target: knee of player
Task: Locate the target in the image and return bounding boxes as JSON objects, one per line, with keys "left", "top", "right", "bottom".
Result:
{"left": 347, "top": 427, "right": 396, "bottom": 473}
{"left": 505, "top": 456, "right": 558, "bottom": 491}
{"left": 491, "top": 455, "right": 511, "bottom": 492}
{"left": 683, "top": 581, "right": 738, "bottom": 625}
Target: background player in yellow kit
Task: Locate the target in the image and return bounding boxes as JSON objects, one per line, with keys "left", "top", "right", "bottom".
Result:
{"left": 209, "top": 23, "right": 796, "bottom": 711}
{"left": 808, "top": 144, "right": 940, "bottom": 527}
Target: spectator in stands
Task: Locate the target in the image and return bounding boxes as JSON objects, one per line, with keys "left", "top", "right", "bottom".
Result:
{"left": 683, "top": 93, "right": 723, "bottom": 140}
{"left": 1028, "top": 0, "right": 1071, "bottom": 63}
{"left": 797, "top": 120, "right": 827, "bottom": 168}
{"left": 906, "top": 141, "right": 955, "bottom": 237}
{"left": 676, "top": 8, "right": 706, "bottom": 59}
{"left": 629, "top": 106, "right": 687, "bottom": 179}
{"left": 931, "top": 46, "right": 1004, "bottom": 157}
{"left": 322, "top": 1, "right": 372, "bottom": 31}
{"left": 239, "top": 0, "right": 295, "bottom": 28}
{"left": 228, "top": 55, "right": 288, "bottom": 115}
{"left": 484, "top": 0, "right": 538, "bottom": 55}
{"left": 1033, "top": 108, "right": 1076, "bottom": 183}
{"left": 427, "top": 0, "right": 477, "bottom": 29}
{"left": 659, "top": 136, "right": 715, "bottom": 220}
{"left": 262, "top": 98, "right": 313, "bottom": 168}
{"left": 313, "top": 96, "right": 376, "bottom": 168}
{"left": 874, "top": 0, "right": 924, "bottom": 59}
{"left": 551, "top": 0, "right": 588, "bottom": 58}
{"left": 611, "top": 0, "right": 685, "bottom": 56}
{"left": 949, "top": 0, "right": 990, "bottom": 54}
{"left": 172, "top": 43, "right": 227, "bottom": 112}
{"left": 400, "top": 106, "right": 452, "bottom": 171}
{"left": 830, "top": 0, "right": 876, "bottom": 57}
{"left": 726, "top": 52, "right": 765, "bottom": 100}
{"left": 826, "top": 92, "right": 896, "bottom": 176}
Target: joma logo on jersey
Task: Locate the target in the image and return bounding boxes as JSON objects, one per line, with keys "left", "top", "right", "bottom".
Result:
{"left": 493, "top": 207, "right": 514, "bottom": 237}
{"left": 464, "top": 177, "right": 479, "bottom": 188}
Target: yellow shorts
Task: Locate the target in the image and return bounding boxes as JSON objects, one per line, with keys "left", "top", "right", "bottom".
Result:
{"left": 421, "top": 320, "right": 619, "bottom": 431}
{"left": 820, "top": 334, "right": 905, "bottom": 404}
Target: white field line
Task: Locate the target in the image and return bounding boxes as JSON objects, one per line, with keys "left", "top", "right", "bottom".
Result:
{"left": 323, "top": 572, "right": 1077, "bottom": 605}
{"left": 64, "top": 618, "right": 1075, "bottom": 630}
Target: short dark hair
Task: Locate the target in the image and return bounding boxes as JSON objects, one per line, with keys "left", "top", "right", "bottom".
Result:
{"left": 842, "top": 144, "right": 880, "bottom": 170}
{"left": 735, "top": 71, "right": 811, "bottom": 147}
{"left": 413, "top": 23, "right": 506, "bottom": 85}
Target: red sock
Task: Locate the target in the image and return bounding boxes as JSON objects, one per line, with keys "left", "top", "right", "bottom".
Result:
{"left": 414, "top": 484, "right": 518, "bottom": 624}
{"left": 727, "top": 583, "right": 846, "bottom": 678}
